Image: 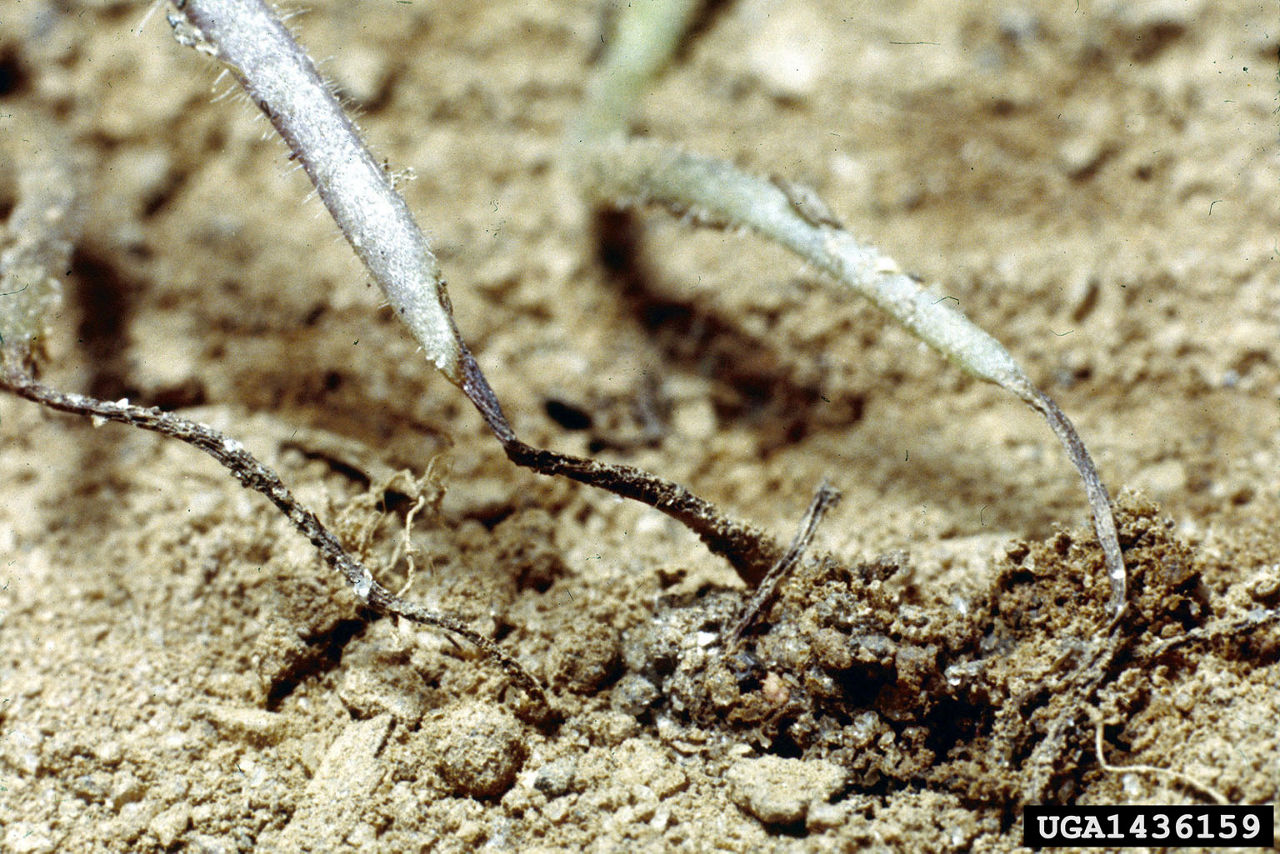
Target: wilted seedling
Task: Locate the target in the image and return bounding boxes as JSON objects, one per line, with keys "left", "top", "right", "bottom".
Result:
{"left": 1, "top": 0, "right": 1127, "bottom": 719}
{"left": 566, "top": 0, "right": 1125, "bottom": 618}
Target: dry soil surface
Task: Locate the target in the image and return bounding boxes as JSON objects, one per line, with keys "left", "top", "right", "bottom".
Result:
{"left": 1, "top": 0, "right": 1279, "bottom": 851}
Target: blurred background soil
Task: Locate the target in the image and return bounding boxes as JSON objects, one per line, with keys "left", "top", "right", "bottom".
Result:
{"left": 1, "top": 0, "right": 1278, "bottom": 850}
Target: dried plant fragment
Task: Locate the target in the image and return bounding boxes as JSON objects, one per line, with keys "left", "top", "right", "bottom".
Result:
{"left": 0, "top": 366, "right": 552, "bottom": 716}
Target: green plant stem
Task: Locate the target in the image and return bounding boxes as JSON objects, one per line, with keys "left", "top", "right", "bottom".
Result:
{"left": 577, "top": 139, "right": 1034, "bottom": 389}
{"left": 568, "top": 0, "right": 703, "bottom": 143}
{"left": 565, "top": 1, "right": 1126, "bottom": 616}
{"left": 0, "top": 124, "right": 79, "bottom": 356}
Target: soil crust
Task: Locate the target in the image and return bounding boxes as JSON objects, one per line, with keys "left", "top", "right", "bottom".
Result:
{"left": 1, "top": 1, "right": 1278, "bottom": 851}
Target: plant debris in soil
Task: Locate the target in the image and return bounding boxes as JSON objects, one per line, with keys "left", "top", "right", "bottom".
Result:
{"left": 612, "top": 494, "right": 1252, "bottom": 809}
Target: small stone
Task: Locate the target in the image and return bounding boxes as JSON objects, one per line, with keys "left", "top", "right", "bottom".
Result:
{"left": 338, "top": 665, "right": 426, "bottom": 725}
{"left": 1, "top": 722, "right": 43, "bottom": 775}
{"left": 806, "top": 797, "right": 858, "bottom": 832}
{"left": 71, "top": 771, "right": 111, "bottom": 804}
{"left": 149, "top": 804, "right": 191, "bottom": 848}
{"left": 546, "top": 626, "right": 620, "bottom": 694}
{"left": 185, "top": 834, "right": 236, "bottom": 854}
{"left": 574, "top": 739, "right": 688, "bottom": 801}
{"left": 579, "top": 710, "right": 640, "bottom": 747}
{"left": 727, "top": 756, "right": 845, "bottom": 825}
{"left": 533, "top": 757, "right": 579, "bottom": 798}
{"left": 312, "top": 715, "right": 393, "bottom": 800}
{"left": 1248, "top": 565, "right": 1280, "bottom": 601}
{"left": 429, "top": 701, "right": 528, "bottom": 799}
{"left": 542, "top": 795, "right": 574, "bottom": 824}
{"left": 1057, "top": 135, "right": 1109, "bottom": 180}
{"left": 1172, "top": 687, "right": 1196, "bottom": 714}
{"left": 93, "top": 739, "right": 124, "bottom": 766}
{"left": 199, "top": 704, "right": 288, "bottom": 747}
{"left": 278, "top": 715, "right": 393, "bottom": 848}
{"left": 5, "top": 822, "right": 54, "bottom": 854}
{"left": 611, "top": 674, "right": 660, "bottom": 715}
{"left": 110, "top": 771, "right": 147, "bottom": 810}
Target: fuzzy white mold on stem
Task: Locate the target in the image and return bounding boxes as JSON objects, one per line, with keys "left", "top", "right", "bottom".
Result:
{"left": 168, "top": 0, "right": 464, "bottom": 382}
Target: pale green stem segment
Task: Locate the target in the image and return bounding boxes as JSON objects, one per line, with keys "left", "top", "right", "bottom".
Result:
{"left": 168, "top": 0, "right": 464, "bottom": 382}
{"left": 568, "top": 4, "right": 1126, "bottom": 615}
{"left": 568, "top": 0, "right": 703, "bottom": 143}
{"left": 0, "top": 127, "right": 79, "bottom": 357}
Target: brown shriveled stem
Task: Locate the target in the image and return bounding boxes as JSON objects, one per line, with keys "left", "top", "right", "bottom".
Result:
{"left": 727, "top": 481, "right": 842, "bottom": 644}
{"left": 0, "top": 358, "right": 551, "bottom": 717}
{"left": 1021, "top": 388, "right": 1125, "bottom": 619}
{"left": 458, "top": 350, "right": 782, "bottom": 584}
{"left": 168, "top": 0, "right": 785, "bottom": 587}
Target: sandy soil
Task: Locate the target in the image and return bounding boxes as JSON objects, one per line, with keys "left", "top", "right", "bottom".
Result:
{"left": 2, "top": 0, "right": 1278, "bottom": 851}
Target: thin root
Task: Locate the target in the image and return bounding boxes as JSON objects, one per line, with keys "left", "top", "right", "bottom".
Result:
{"left": 394, "top": 492, "right": 428, "bottom": 597}
{"left": 1094, "top": 718, "right": 1228, "bottom": 805}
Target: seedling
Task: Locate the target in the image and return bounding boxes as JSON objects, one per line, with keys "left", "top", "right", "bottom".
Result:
{"left": 1, "top": 0, "right": 1127, "bottom": 716}
{"left": 565, "top": 0, "right": 1124, "bottom": 617}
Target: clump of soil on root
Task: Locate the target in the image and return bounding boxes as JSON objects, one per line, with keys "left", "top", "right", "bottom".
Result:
{"left": 617, "top": 493, "right": 1227, "bottom": 807}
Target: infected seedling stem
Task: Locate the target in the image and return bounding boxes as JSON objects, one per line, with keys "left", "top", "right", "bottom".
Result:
{"left": 0, "top": 359, "right": 552, "bottom": 718}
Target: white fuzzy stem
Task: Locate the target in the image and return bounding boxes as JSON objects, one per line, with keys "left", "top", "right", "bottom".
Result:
{"left": 578, "top": 138, "right": 1032, "bottom": 390}
{"left": 165, "top": 0, "right": 790, "bottom": 584}
{"left": 576, "top": 136, "right": 1125, "bottom": 614}
{"left": 169, "top": 0, "right": 464, "bottom": 382}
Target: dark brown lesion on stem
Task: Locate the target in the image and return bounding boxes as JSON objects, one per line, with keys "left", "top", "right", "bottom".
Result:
{"left": 457, "top": 345, "right": 784, "bottom": 585}
{"left": 1020, "top": 386, "right": 1126, "bottom": 619}
{"left": 727, "top": 481, "right": 841, "bottom": 645}
{"left": 0, "top": 354, "right": 554, "bottom": 721}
